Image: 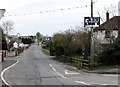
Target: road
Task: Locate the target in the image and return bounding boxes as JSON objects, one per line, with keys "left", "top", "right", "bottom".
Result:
{"left": 2, "top": 44, "right": 119, "bottom": 86}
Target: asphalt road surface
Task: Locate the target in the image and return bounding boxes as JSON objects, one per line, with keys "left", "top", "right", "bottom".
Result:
{"left": 2, "top": 44, "right": 119, "bottom": 86}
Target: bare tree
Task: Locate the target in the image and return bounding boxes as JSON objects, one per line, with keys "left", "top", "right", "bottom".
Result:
{"left": 97, "top": 4, "right": 117, "bottom": 23}
{"left": 36, "top": 32, "right": 42, "bottom": 45}
{"left": 1, "top": 20, "right": 14, "bottom": 35}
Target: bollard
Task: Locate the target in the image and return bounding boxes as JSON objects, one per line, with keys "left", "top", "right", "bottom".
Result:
{"left": 2, "top": 51, "right": 4, "bottom": 62}
{"left": 4, "top": 51, "right": 6, "bottom": 57}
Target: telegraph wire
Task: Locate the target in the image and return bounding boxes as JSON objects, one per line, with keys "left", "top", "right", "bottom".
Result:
{"left": 5, "top": 5, "right": 90, "bottom": 17}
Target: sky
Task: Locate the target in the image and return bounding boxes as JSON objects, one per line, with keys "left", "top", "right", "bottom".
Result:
{"left": 0, "top": 0, "right": 120, "bottom": 36}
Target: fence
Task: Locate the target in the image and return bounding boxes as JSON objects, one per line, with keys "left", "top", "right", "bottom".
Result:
{"left": 72, "top": 57, "right": 90, "bottom": 69}
{"left": 0, "top": 50, "right": 7, "bottom": 62}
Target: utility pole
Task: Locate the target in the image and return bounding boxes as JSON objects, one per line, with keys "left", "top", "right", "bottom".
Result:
{"left": 90, "top": 0, "right": 94, "bottom": 67}
{"left": 91, "top": 0, "right": 93, "bottom": 17}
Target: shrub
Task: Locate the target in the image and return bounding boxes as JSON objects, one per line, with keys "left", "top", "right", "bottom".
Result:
{"left": 55, "top": 46, "right": 64, "bottom": 56}
{"left": 98, "top": 40, "right": 120, "bottom": 65}
{"left": 49, "top": 46, "right": 55, "bottom": 56}
{"left": 21, "top": 38, "right": 33, "bottom": 44}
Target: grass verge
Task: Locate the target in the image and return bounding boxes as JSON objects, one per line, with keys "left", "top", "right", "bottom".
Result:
{"left": 42, "top": 49, "right": 50, "bottom": 55}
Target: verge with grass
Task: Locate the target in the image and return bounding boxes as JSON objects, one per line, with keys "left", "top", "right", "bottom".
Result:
{"left": 42, "top": 49, "right": 50, "bottom": 55}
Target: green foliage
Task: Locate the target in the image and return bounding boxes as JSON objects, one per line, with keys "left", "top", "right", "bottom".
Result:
{"left": 55, "top": 46, "right": 64, "bottom": 56}
{"left": 49, "top": 46, "right": 55, "bottom": 56}
{"left": 98, "top": 40, "right": 120, "bottom": 65}
{"left": 52, "top": 29, "right": 90, "bottom": 57}
{"left": 36, "top": 32, "right": 42, "bottom": 45}
{"left": 21, "top": 37, "right": 33, "bottom": 44}
{"left": 42, "top": 49, "right": 50, "bottom": 55}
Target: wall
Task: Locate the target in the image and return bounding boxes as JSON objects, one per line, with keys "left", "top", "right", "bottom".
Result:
{"left": 118, "top": 1, "right": 120, "bottom": 16}
{"left": 94, "top": 30, "right": 118, "bottom": 44}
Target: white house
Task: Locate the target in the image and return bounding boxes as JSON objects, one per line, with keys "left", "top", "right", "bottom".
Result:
{"left": 93, "top": 16, "right": 120, "bottom": 53}
{"left": 0, "top": 9, "right": 5, "bottom": 20}
{"left": 94, "top": 16, "right": 120, "bottom": 45}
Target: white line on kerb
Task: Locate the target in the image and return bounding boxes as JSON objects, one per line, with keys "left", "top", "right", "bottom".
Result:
{"left": 1, "top": 60, "right": 19, "bottom": 86}
{"left": 75, "top": 81, "right": 90, "bottom": 85}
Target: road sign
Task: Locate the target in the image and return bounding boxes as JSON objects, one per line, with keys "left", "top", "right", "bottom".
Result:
{"left": 84, "top": 17, "right": 100, "bottom": 27}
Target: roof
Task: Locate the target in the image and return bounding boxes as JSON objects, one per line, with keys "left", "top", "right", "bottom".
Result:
{"left": 95, "top": 16, "right": 120, "bottom": 31}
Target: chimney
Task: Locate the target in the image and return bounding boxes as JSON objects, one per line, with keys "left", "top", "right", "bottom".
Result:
{"left": 106, "top": 11, "right": 109, "bottom": 21}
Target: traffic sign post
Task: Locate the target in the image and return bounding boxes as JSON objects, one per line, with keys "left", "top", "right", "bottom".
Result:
{"left": 84, "top": 17, "right": 100, "bottom": 27}
{"left": 84, "top": 0, "right": 100, "bottom": 68}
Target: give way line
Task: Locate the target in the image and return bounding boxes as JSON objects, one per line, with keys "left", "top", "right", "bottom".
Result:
{"left": 1, "top": 60, "right": 19, "bottom": 87}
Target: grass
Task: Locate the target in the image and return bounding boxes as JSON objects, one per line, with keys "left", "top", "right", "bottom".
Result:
{"left": 42, "top": 49, "right": 50, "bottom": 55}
{"left": 89, "top": 64, "right": 119, "bottom": 71}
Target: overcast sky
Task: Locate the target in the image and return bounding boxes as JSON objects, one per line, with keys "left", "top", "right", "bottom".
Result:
{"left": 0, "top": 0, "right": 120, "bottom": 36}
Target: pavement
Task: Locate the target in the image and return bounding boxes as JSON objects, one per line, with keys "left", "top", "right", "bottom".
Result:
{"left": 82, "top": 68, "right": 119, "bottom": 74}
{"left": 0, "top": 44, "right": 119, "bottom": 86}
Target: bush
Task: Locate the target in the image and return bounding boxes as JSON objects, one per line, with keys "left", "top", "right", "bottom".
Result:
{"left": 49, "top": 46, "right": 55, "bottom": 56}
{"left": 98, "top": 40, "right": 120, "bottom": 65}
{"left": 55, "top": 46, "right": 64, "bottom": 56}
{"left": 21, "top": 38, "right": 33, "bottom": 44}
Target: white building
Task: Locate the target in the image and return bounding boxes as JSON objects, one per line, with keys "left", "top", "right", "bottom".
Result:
{"left": 94, "top": 16, "right": 120, "bottom": 53}
{"left": 0, "top": 9, "right": 5, "bottom": 20}
{"left": 118, "top": 1, "right": 120, "bottom": 16}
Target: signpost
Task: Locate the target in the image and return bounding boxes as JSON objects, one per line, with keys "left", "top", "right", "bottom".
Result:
{"left": 84, "top": 0, "right": 100, "bottom": 67}
{"left": 84, "top": 17, "right": 100, "bottom": 27}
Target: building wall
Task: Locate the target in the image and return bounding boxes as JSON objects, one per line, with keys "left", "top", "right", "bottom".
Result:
{"left": 118, "top": 1, "right": 120, "bottom": 16}
{"left": 94, "top": 30, "right": 118, "bottom": 44}
{"left": 0, "top": 9, "right": 5, "bottom": 20}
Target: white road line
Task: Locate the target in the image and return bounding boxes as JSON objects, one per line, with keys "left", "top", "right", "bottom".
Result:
{"left": 49, "top": 64, "right": 52, "bottom": 67}
{"left": 52, "top": 67, "right": 57, "bottom": 71}
{"left": 65, "top": 69, "right": 79, "bottom": 75}
{"left": 49, "top": 64, "right": 56, "bottom": 71}
{"left": 57, "top": 72, "right": 67, "bottom": 78}
{"left": 49, "top": 64, "right": 55, "bottom": 70}
{"left": 49, "top": 64, "right": 67, "bottom": 78}
{"left": 75, "top": 81, "right": 90, "bottom": 85}
{"left": 1, "top": 60, "right": 19, "bottom": 87}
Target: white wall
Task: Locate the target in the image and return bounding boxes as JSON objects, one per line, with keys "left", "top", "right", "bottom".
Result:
{"left": 118, "top": 1, "right": 120, "bottom": 16}
{"left": 94, "top": 30, "right": 118, "bottom": 44}
{"left": 0, "top": 9, "right": 5, "bottom": 20}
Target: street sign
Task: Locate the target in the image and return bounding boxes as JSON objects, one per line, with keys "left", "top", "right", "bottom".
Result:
{"left": 84, "top": 17, "right": 100, "bottom": 27}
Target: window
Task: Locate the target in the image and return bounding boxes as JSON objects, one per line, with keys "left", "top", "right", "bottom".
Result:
{"left": 105, "top": 30, "right": 111, "bottom": 38}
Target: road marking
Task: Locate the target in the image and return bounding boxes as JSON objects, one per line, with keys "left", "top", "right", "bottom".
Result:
{"left": 52, "top": 67, "right": 57, "bottom": 71}
{"left": 65, "top": 69, "right": 79, "bottom": 75}
{"left": 49, "top": 64, "right": 56, "bottom": 71}
{"left": 75, "top": 81, "right": 90, "bottom": 85}
{"left": 49, "top": 64, "right": 52, "bottom": 67}
{"left": 1, "top": 60, "right": 19, "bottom": 87}
{"left": 49, "top": 64, "right": 67, "bottom": 78}
{"left": 57, "top": 72, "right": 67, "bottom": 78}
